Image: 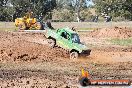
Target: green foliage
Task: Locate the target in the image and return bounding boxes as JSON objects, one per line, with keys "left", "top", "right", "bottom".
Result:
{"left": 80, "top": 9, "right": 93, "bottom": 21}
{"left": 52, "top": 9, "right": 75, "bottom": 22}
{"left": 11, "top": 0, "right": 56, "bottom": 21}
{"left": 95, "top": 0, "right": 132, "bottom": 21}
{"left": 52, "top": 8, "right": 93, "bottom": 22}
{"left": 0, "top": 0, "right": 56, "bottom": 21}
{"left": 56, "top": 0, "right": 70, "bottom": 10}
{"left": 0, "top": 0, "right": 15, "bottom": 21}
{"left": 0, "top": 0, "right": 132, "bottom": 22}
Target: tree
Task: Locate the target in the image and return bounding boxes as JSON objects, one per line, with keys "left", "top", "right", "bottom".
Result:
{"left": 67, "top": 0, "right": 86, "bottom": 22}
{"left": 54, "top": 0, "right": 94, "bottom": 22}
{"left": 11, "top": 0, "right": 57, "bottom": 21}
{"left": 0, "top": 0, "right": 14, "bottom": 21}
{"left": 56, "top": 0, "right": 69, "bottom": 9}
{"left": 95, "top": 0, "right": 132, "bottom": 21}
{"left": 52, "top": 9, "right": 74, "bottom": 22}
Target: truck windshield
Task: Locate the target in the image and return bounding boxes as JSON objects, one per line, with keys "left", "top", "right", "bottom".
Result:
{"left": 71, "top": 34, "right": 80, "bottom": 43}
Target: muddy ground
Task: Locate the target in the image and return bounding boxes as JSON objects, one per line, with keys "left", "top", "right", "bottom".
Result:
{"left": 0, "top": 28, "right": 132, "bottom": 88}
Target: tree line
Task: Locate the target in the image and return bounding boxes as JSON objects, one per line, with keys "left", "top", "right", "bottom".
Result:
{"left": 0, "top": 0, "right": 132, "bottom": 22}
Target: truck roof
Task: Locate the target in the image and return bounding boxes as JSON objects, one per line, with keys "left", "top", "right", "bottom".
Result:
{"left": 59, "top": 27, "right": 76, "bottom": 34}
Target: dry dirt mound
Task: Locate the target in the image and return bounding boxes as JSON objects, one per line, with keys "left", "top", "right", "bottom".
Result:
{"left": 0, "top": 31, "right": 69, "bottom": 62}
{"left": 89, "top": 27, "right": 132, "bottom": 39}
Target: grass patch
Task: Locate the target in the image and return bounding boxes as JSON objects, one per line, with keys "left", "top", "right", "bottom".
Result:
{"left": 108, "top": 38, "right": 132, "bottom": 46}
{"left": 0, "top": 22, "right": 16, "bottom": 31}
{"left": 0, "top": 28, "right": 17, "bottom": 31}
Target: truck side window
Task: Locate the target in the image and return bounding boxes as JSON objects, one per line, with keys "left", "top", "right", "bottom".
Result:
{"left": 61, "top": 32, "right": 68, "bottom": 39}
{"left": 67, "top": 34, "right": 70, "bottom": 40}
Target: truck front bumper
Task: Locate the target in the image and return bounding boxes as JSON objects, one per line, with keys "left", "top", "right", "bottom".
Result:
{"left": 80, "top": 49, "right": 91, "bottom": 56}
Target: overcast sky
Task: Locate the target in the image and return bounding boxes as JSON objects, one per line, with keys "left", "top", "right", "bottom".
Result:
{"left": 85, "top": 0, "right": 94, "bottom": 7}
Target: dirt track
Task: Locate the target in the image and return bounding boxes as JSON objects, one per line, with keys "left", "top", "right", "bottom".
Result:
{"left": 0, "top": 30, "right": 132, "bottom": 87}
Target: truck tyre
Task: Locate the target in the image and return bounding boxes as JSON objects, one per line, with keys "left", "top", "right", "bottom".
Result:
{"left": 79, "top": 77, "right": 91, "bottom": 87}
{"left": 70, "top": 51, "right": 78, "bottom": 59}
{"left": 47, "top": 39, "right": 55, "bottom": 48}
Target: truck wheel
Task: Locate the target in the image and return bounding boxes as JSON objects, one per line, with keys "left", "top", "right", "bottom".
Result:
{"left": 70, "top": 51, "right": 78, "bottom": 59}
{"left": 47, "top": 39, "right": 55, "bottom": 48}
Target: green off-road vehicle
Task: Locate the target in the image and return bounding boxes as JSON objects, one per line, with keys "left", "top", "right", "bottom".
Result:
{"left": 45, "top": 27, "right": 91, "bottom": 59}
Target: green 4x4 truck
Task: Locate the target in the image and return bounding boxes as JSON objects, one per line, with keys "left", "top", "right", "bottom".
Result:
{"left": 45, "top": 27, "right": 91, "bottom": 59}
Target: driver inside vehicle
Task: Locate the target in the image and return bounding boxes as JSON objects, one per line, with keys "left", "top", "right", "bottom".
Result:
{"left": 61, "top": 32, "right": 69, "bottom": 39}
{"left": 71, "top": 34, "right": 80, "bottom": 43}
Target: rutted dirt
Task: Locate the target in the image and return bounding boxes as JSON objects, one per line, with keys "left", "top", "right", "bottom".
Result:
{"left": 0, "top": 31, "right": 69, "bottom": 62}
{"left": 0, "top": 30, "right": 132, "bottom": 88}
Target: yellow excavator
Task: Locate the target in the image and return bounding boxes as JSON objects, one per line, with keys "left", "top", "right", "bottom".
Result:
{"left": 15, "top": 11, "right": 43, "bottom": 30}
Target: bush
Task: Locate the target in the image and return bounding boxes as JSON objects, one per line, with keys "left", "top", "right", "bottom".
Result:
{"left": 0, "top": 7, "right": 15, "bottom": 21}
{"left": 80, "top": 9, "right": 93, "bottom": 22}
{"left": 52, "top": 9, "right": 75, "bottom": 22}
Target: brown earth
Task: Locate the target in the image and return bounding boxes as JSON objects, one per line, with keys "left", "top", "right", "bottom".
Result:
{"left": 88, "top": 27, "right": 132, "bottom": 39}
{"left": 0, "top": 30, "right": 132, "bottom": 88}
{"left": 0, "top": 31, "right": 69, "bottom": 62}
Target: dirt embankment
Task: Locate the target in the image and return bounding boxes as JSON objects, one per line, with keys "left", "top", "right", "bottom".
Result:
{"left": 88, "top": 27, "right": 132, "bottom": 39}
{"left": 0, "top": 31, "right": 69, "bottom": 63}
